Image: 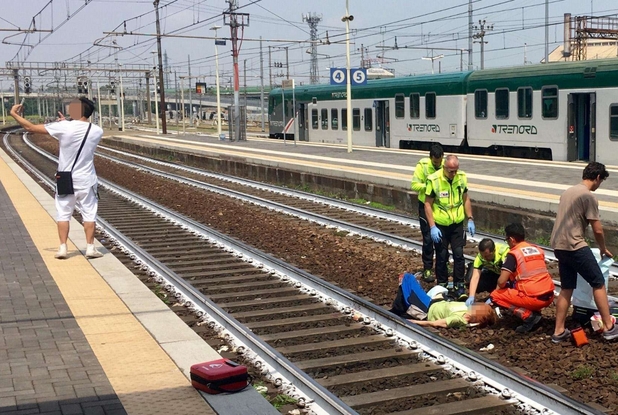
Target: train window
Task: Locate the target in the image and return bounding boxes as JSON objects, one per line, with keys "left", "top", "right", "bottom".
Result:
{"left": 364, "top": 108, "right": 372, "bottom": 131}
{"left": 542, "top": 87, "right": 558, "bottom": 119}
{"left": 284, "top": 100, "right": 290, "bottom": 118}
{"left": 342, "top": 109, "right": 348, "bottom": 130}
{"left": 353, "top": 108, "right": 361, "bottom": 131}
{"left": 495, "top": 88, "right": 509, "bottom": 119}
{"left": 610, "top": 105, "right": 618, "bottom": 140}
{"left": 321, "top": 109, "right": 328, "bottom": 130}
{"left": 475, "top": 90, "right": 488, "bottom": 119}
{"left": 395, "top": 94, "right": 405, "bottom": 118}
{"left": 331, "top": 109, "right": 339, "bottom": 130}
{"left": 518, "top": 87, "right": 533, "bottom": 119}
{"left": 312, "top": 109, "right": 318, "bottom": 129}
{"left": 410, "top": 93, "right": 420, "bottom": 119}
{"left": 426, "top": 93, "right": 436, "bottom": 118}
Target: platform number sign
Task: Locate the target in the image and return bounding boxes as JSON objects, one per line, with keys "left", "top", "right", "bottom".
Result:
{"left": 330, "top": 68, "right": 346, "bottom": 85}
{"left": 352, "top": 68, "right": 367, "bottom": 85}
{"left": 330, "top": 68, "right": 367, "bottom": 86}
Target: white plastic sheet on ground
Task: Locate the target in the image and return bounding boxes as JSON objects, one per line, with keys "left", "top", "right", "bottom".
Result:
{"left": 571, "top": 248, "right": 614, "bottom": 309}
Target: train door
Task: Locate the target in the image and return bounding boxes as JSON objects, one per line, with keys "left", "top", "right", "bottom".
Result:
{"left": 567, "top": 93, "right": 596, "bottom": 161}
{"left": 374, "top": 100, "right": 391, "bottom": 148}
{"left": 298, "top": 103, "right": 307, "bottom": 141}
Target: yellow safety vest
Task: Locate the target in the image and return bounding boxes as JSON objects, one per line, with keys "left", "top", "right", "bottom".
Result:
{"left": 426, "top": 170, "right": 468, "bottom": 226}
{"left": 411, "top": 158, "right": 444, "bottom": 203}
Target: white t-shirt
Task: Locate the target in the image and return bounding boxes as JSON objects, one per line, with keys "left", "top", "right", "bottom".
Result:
{"left": 45, "top": 120, "right": 103, "bottom": 190}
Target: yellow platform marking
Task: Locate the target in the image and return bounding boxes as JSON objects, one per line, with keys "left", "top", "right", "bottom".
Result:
{"left": 114, "top": 134, "right": 618, "bottom": 210}
{"left": 0, "top": 158, "right": 212, "bottom": 414}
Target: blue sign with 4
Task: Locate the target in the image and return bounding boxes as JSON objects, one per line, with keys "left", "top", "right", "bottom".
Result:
{"left": 329, "top": 68, "right": 367, "bottom": 86}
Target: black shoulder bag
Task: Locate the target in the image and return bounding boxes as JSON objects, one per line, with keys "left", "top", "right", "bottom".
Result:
{"left": 55, "top": 123, "right": 92, "bottom": 196}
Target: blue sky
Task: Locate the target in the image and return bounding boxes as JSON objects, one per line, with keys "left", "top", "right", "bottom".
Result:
{"left": 1, "top": 0, "right": 617, "bottom": 89}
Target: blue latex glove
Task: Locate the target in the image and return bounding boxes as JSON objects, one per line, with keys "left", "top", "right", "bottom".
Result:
{"left": 430, "top": 226, "right": 442, "bottom": 243}
{"left": 465, "top": 296, "right": 475, "bottom": 307}
{"left": 467, "top": 220, "right": 475, "bottom": 237}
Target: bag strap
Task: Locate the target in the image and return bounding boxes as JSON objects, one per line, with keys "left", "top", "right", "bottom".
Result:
{"left": 70, "top": 123, "right": 92, "bottom": 172}
{"left": 191, "top": 373, "right": 252, "bottom": 393}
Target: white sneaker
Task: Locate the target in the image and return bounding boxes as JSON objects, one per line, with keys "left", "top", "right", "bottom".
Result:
{"left": 54, "top": 244, "right": 68, "bottom": 259}
{"left": 85, "top": 244, "right": 103, "bottom": 259}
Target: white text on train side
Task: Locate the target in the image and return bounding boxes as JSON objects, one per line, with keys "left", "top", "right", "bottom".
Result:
{"left": 407, "top": 124, "right": 441, "bottom": 133}
{"left": 491, "top": 125, "right": 538, "bottom": 134}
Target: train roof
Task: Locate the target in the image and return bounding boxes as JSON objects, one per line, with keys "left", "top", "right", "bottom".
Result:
{"left": 271, "top": 71, "right": 472, "bottom": 101}
{"left": 467, "top": 58, "right": 618, "bottom": 91}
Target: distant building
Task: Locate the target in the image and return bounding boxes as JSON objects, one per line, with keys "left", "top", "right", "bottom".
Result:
{"left": 546, "top": 40, "right": 618, "bottom": 63}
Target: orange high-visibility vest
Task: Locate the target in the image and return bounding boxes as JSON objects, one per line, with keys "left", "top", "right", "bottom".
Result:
{"left": 509, "top": 241, "right": 555, "bottom": 297}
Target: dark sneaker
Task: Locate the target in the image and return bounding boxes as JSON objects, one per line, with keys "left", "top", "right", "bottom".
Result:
{"left": 455, "top": 285, "right": 468, "bottom": 301}
{"left": 515, "top": 312, "right": 542, "bottom": 333}
{"left": 603, "top": 324, "right": 618, "bottom": 341}
{"left": 422, "top": 270, "right": 435, "bottom": 283}
{"left": 551, "top": 329, "right": 571, "bottom": 343}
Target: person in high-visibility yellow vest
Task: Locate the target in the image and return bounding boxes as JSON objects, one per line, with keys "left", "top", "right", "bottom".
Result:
{"left": 424, "top": 155, "right": 475, "bottom": 300}
{"left": 410, "top": 144, "right": 444, "bottom": 283}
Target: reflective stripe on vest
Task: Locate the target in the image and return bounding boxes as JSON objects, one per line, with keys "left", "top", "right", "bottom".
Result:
{"left": 510, "top": 242, "right": 555, "bottom": 297}
{"left": 428, "top": 171, "right": 467, "bottom": 226}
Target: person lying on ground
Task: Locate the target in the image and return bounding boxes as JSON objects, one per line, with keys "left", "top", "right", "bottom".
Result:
{"left": 389, "top": 272, "right": 497, "bottom": 329}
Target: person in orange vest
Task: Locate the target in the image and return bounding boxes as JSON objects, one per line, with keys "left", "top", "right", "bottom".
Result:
{"left": 489, "top": 223, "right": 555, "bottom": 333}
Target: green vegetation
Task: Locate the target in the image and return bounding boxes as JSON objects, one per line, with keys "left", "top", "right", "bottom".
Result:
{"left": 153, "top": 284, "right": 170, "bottom": 304}
{"left": 610, "top": 372, "right": 618, "bottom": 383}
{"left": 571, "top": 365, "right": 595, "bottom": 380}
{"left": 253, "top": 382, "right": 298, "bottom": 410}
{"left": 270, "top": 394, "right": 298, "bottom": 410}
{"left": 532, "top": 235, "right": 551, "bottom": 247}
{"left": 348, "top": 198, "right": 396, "bottom": 211}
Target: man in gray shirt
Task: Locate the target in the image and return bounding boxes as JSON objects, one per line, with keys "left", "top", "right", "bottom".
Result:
{"left": 550, "top": 162, "right": 616, "bottom": 342}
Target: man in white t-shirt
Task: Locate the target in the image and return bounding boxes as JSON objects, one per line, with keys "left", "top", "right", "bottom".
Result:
{"left": 10, "top": 97, "right": 104, "bottom": 259}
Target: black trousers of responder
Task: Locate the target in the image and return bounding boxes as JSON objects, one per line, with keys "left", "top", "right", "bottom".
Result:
{"left": 465, "top": 264, "right": 500, "bottom": 293}
{"left": 418, "top": 200, "right": 434, "bottom": 271}
{"left": 434, "top": 221, "right": 466, "bottom": 285}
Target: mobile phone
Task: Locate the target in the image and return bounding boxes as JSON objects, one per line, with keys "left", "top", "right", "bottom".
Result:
{"left": 20, "top": 98, "right": 25, "bottom": 106}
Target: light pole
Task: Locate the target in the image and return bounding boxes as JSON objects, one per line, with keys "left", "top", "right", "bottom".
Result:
{"left": 422, "top": 53, "right": 444, "bottom": 74}
{"left": 151, "top": 51, "right": 160, "bottom": 134}
{"left": 343, "top": 1, "right": 354, "bottom": 153}
{"left": 210, "top": 25, "right": 224, "bottom": 140}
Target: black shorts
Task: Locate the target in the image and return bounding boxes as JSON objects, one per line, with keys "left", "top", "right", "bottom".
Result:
{"left": 554, "top": 247, "right": 605, "bottom": 290}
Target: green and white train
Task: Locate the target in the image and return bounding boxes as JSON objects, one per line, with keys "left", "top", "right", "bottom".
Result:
{"left": 268, "top": 59, "right": 618, "bottom": 163}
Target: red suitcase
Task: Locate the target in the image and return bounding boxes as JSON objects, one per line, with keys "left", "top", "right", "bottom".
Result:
{"left": 190, "top": 359, "right": 251, "bottom": 394}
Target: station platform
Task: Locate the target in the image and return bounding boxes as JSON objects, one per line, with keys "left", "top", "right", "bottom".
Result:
{"left": 0, "top": 146, "right": 278, "bottom": 414}
{"left": 106, "top": 129, "right": 618, "bottom": 226}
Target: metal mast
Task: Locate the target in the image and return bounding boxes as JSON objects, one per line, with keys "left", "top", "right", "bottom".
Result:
{"left": 224, "top": 0, "right": 249, "bottom": 141}
{"left": 303, "top": 12, "right": 323, "bottom": 85}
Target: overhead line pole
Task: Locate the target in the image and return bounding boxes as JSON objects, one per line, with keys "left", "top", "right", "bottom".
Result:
{"left": 545, "top": 0, "right": 549, "bottom": 63}
{"left": 260, "top": 36, "right": 265, "bottom": 132}
{"left": 468, "top": 0, "right": 474, "bottom": 70}
{"left": 154, "top": 0, "right": 167, "bottom": 134}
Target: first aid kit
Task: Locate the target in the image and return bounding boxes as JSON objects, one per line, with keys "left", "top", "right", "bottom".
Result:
{"left": 190, "top": 359, "right": 251, "bottom": 394}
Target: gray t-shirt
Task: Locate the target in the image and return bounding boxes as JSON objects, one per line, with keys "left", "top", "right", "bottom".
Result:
{"left": 550, "top": 183, "right": 599, "bottom": 251}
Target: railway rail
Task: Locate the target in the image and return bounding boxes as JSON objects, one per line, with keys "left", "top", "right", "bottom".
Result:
{"left": 96, "top": 142, "right": 618, "bottom": 283}
{"left": 1, "top": 129, "right": 608, "bottom": 414}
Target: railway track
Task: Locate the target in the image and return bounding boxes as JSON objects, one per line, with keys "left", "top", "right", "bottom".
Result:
{"left": 92, "top": 143, "right": 618, "bottom": 281}
{"left": 2, "top": 131, "right": 608, "bottom": 415}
